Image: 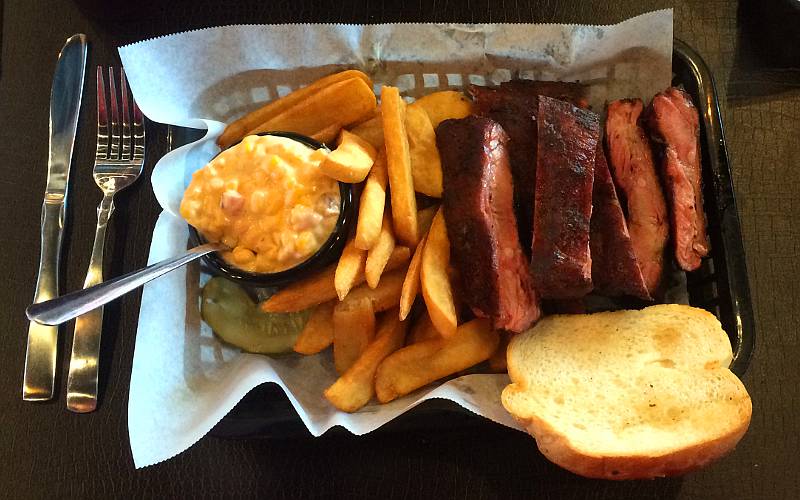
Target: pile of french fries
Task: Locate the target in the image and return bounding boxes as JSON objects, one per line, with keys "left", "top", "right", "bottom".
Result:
{"left": 221, "top": 70, "right": 503, "bottom": 413}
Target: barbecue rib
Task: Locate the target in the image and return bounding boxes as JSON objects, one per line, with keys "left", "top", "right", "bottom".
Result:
{"left": 646, "top": 87, "right": 709, "bottom": 271}
{"left": 605, "top": 99, "right": 669, "bottom": 295}
{"left": 436, "top": 116, "right": 541, "bottom": 333}
{"left": 470, "top": 80, "right": 588, "bottom": 250}
{"left": 590, "top": 142, "right": 652, "bottom": 300}
{"left": 531, "top": 96, "right": 598, "bottom": 299}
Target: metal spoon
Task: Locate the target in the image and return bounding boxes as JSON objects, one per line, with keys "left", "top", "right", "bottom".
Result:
{"left": 26, "top": 242, "right": 227, "bottom": 326}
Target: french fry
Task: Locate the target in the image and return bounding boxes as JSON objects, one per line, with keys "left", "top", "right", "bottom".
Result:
{"left": 399, "top": 233, "right": 426, "bottom": 320}
{"left": 320, "top": 130, "right": 377, "bottom": 183}
{"left": 342, "top": 268, "right": 406, "bottom": 313}
{"left": 381, "top": 86, "right": 419, "bottom": 247}
{"left": 310, "top": 123, "right": 344, "bottom": 145}
{"left": 375, "top": 318, "right": 499, "bottom": 403}
{"left": 335, "top": 239, "right": 367, "bottom": 301}
{"left": 248, "top": 77, "right": 376, "bottom": 142}
{"left": 350, "top": 105, "right": 380, "bottom": 127}
{"left": 417, "top": 205, "right": 438, "bottom": 238}
{"left": 407, "top": 311, "right": 440, "bottom": 344}
{"left": 218, "top": 70, "right": 372, "bottom": 149}
{"left": 261, "top": 265, "right": 337, "bottom": 313}
{"left": 324, "top": 311, "right": 407, "bottom": 412}
{"left": 260, "top": 247, "right": 411, "bottom": 312}
{"left": 405, "top": 104, "right": 443, "bottom": 197}
{"left": 293, "top": 301, "right": 336, "bottom": 355}
{"left": 333, "top": 298, "right": 376, "bottom": 374}
{"left": 409, "top": 90, "right": 473, "bottom": 129}
{"left": 354, "top": 151, "right": 388, "bottom": 250}
{"left": 421, "top": 208, "right": 458, "bottom": 337}
{"left": 365, "top": 213, "right": 396, "bottom": 288}
{"left": 487, "top": 331, "right": 510, "bottom": 373}
{"left": 349, "top": 114, "right": 384, "bottom": 149}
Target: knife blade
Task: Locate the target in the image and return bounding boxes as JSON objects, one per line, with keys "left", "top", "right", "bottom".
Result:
{"left": 23, "top": 34, "right": 88, "bottom": 401}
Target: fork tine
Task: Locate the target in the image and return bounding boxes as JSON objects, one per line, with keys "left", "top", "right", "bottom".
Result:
{"left": 108, "top": 68, "right": 120, "bottom": 160}
{"left": 132, "top": 90, "right": 143, "bottom": 126}
{"left": 129, "top": 72, "right": 146, "bottom": 162}
{"left": 96, "top": 67, "right": 108, "bottom": 160}
{"left": 120, "top": 68, "right": 132, "bottom": 160}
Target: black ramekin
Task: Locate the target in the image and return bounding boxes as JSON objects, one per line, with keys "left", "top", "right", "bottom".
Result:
{"left": 188, "top": 131, "right": 353, "bottom": 287}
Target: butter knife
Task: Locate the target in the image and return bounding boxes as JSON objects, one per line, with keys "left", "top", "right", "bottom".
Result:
{"left": 23, "top": 34, "right": 88, "bottom": 401}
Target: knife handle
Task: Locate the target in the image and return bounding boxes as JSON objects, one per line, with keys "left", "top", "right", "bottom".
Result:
{"left": 23, "top": 198, "right": 65, "bottom": 400}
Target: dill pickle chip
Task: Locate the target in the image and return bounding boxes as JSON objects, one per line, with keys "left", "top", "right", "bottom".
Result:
{"left": 201, "top": 277, "right": 310, "bottom": 354}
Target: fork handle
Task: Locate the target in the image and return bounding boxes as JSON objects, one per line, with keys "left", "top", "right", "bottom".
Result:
{"left": 66, "top": 193, "right": 113, "bottom": 413}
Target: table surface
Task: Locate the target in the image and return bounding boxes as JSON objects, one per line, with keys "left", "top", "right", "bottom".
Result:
{"left": 2, "top": 0, "right": 799, "bottom": 498}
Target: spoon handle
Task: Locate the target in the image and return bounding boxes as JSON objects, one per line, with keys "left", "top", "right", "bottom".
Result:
{"left": 26, "top": 243, "right": 226, "bottom": 326}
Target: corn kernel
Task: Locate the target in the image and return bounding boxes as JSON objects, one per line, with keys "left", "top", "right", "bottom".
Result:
{"left": 231, "top": 246, "right": 256, "bottom": 265}
{"left": 221, "top": 235, "right": 238, "bottom": 248}
{"left": 296, "top": 231, "right": 316, "bottom": 255}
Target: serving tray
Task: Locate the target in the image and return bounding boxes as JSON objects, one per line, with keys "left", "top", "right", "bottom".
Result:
{"left": 166, "top": 39, "right": 755, "bottom": 439}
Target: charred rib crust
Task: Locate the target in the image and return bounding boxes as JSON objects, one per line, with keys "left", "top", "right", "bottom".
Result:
{"left": 590, "top": 142, "right": 652, "bottom": 300}
{"left": 437, "top": 116, "right": 541, "bottom": 332}
{"left": 531, "top": 96, "right": 599, "bottom": 299}
{"left": 470, "top": 80, "right": 588, "bottom": 251}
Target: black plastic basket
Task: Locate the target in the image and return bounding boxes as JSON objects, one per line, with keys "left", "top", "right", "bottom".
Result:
{"left": 673, "top": 39, "right": 754, "bottom": 376}
{"left": 165, "top": 39, "right": 755, "bottom": 439}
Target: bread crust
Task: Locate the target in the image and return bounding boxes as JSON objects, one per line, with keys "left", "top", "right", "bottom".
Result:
{"left": 502, "top": 304, "right": 753, "bottom": 479}
{"left": 504, "top": 379, "right": 751, "bottom": 479}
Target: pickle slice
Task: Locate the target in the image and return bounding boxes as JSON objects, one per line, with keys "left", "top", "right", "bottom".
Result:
{"left": 201, "top": 277, "right": 310, "bottom": 354}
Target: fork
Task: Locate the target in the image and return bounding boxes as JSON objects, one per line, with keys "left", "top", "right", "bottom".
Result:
{"left": 66, "top": 67, "right": 145, "bottom": 413}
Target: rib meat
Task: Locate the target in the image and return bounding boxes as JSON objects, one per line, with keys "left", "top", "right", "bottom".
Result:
{"left": 605, "top": 99, "right": 669, "bottom": 295}
{"left": 470, "top": 80, "right": 588, "bottom": 250}
{"left": 590, "top": 142, "right": 651, "bottom": 300}
{"left": 437, "top": 116, "right": 541, "bottom": 333}
{"left": 645, "top": 87, "right": 709, "bottom": 271}
{"left": 531, "top": 96, "right": 598, "bottom": 299}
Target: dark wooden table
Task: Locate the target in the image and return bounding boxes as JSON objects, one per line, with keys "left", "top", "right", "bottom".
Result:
{"left": 2, "top": 0, "right": 798, "bottom": 498}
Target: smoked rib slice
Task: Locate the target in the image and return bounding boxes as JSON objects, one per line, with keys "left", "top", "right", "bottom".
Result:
{"left": 531, "top": 96, "right": 598, "bottom": 299}
{"left": 645, "top": 87, "right": 709, "bottom": 271}
{"left": 605, "top": 98, "right": 669, "bottom": 295}
{"left": 470, "top": 80, "right": 588, "bottom": 250}
{"left": 590, "top": 142, "right": 652, "bottom": 300}
{"left": 436, "top": 116, "right": 541, "bottom": 333}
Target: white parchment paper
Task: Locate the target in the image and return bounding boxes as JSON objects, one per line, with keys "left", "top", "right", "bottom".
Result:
{"left": 119, "top": 10, "right": 673, "bottom": 468}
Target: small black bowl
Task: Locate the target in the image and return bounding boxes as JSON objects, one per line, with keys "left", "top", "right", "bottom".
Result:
{"left": 188, "top": 131, "right": 354, "bottom": 287}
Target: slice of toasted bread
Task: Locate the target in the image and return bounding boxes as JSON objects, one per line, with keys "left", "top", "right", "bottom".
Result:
{"left": 502, "top": 304, "right": 751, "bottom": 479}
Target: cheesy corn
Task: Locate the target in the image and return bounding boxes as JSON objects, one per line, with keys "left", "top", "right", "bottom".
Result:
{"left": 180, "top": 135, "right": 340, "bottom": 274}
